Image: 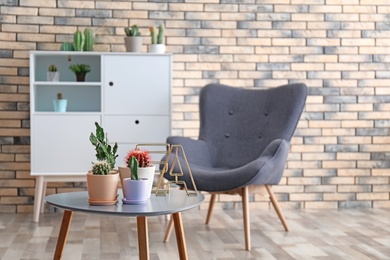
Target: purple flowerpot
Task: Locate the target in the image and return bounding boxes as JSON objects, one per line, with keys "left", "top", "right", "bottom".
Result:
{"left": 122, "top": 178, "right": 149, "bottom": 204}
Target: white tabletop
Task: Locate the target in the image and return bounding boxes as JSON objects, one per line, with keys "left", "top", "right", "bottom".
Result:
{"left": 45, "top": 190, "right": 204, "bottom": 217}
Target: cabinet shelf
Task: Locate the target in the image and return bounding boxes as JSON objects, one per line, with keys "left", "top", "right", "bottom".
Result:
{"left": 34, "top": 81, "right": 101, "bottom": 86}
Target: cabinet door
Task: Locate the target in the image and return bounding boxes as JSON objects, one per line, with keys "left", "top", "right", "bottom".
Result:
{"left": 31, "top": 114, "right": 101, "bottom": 174}
{"left": 103, "top": 55, "right": 171, "bottom": 115}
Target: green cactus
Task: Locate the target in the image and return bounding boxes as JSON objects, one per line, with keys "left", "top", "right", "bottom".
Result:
{"left": 124, "top": 25, "right": 141, "bottom": 36}
{"left": 89, "top": 122, "right": 118, "bottom": 170}
{"left": 157, "top": 24, "right": 165, "bottom": 44}
{"left": 48, "top": 64, "right": 57, "bottom": 72}
{"left": 73, "top": 30, "right": 85, "bottom": 51}
{"left": 150, "top": 26, "right": 157, "bottom": 44}
{"left": 91, "top": 160, "right": 111, "bottom": 175}
{"left": 129, "top": 156, "right": 139, "bottom": 180}
{"left": 57, "top": 92, "right": 62, "bottom": 99}
{"left": 60, "top": 42, "right": 74, "bottom": 51}
{"left": 83, "top": 28, "right": 95, "bottom": 51}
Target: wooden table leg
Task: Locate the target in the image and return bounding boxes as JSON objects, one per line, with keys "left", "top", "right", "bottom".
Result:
{"left": 172, "top": 212, "right": 188, "bottom": 260}
{"left": 137, "top": 216, "right": 149, "bottom": 260}
{"left": 53, "top": 210, "right": 73, "bottom": 260}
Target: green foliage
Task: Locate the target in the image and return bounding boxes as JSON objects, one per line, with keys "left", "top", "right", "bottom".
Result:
{"left": 89, "top": 122, "right": 118, "bottom": 170}
{"left": 69, "top": 63, "right": 91, "bottom": 74}
{"left": 48, "top": 64, "right": 57, "bottom": 72}
{"left": 73, "top": 30, "right": 85, "bottom": 51}
{"left": 129, "top": 156, "right": 139, "bottom": 180}
{"left": 91, "top": 160, "right": 111, "bottom": 175}
{"left": 83, "top": 28, "right": 95, "bottom": 51}
{"left": 125, "top": 25, "right": 141, "bottom": 36}
{"left": 60, "top": 42, "right": 74, "bottom": 51}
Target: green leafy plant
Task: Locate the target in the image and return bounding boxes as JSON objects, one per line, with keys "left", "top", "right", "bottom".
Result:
{"left": 125, "top": 25, "right": 141, "bottom": 36}
{"left": 89, "top": 122, "right": 118, "bottom": 170}
{"left": 91, "top": 160, "right": 111, "bottom": 175}
{"left": 150, "top": 24, "right": 165, "bottom": 44}
{"left": 69, "top": 63, "right": 91, "bottom": 74}
{"left": 48, "top": 64, "right": 57, "bottom": 72}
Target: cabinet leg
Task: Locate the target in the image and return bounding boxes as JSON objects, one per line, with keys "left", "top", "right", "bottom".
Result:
{"left": 33, "top": 176, "right": 44, "bottom": 222}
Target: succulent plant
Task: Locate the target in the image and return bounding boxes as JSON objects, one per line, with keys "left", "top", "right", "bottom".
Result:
{"left": 91, "top": 160, "right": 111, "bottom": 175}
{"left": 150, "top": 24, "right": 165, "bottom": 44}
{"left": 125, "top": 149, "right": 151, "bottom": 168}
{"left": 48, "top": 64, "right": 57, "bottom": 72}
{"left": 73, "top": 30, "right": 85, "bottom": 51}
{"left": 89, "top": 122, "right": 118, "bottom": 170}
{"left": 125, "top": 25, "right": 141, "bottom": 36}
{"left": 69, "top": 63, "right": 91, "bottom": 74}
{"left": 57, "top": 92, "right": 63, "bottom": 99}
{"left": 129, "top": 156, "right": 139, "bottom": 180}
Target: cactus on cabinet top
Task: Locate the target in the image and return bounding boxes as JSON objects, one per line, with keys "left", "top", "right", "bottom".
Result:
{"left": 150, "top": 24, "right": 165, "bottom": 44}
{"left": 125, "top": 25, "right": 141, "bottom": 36}
{"left": 83, "top": 28, "right": 95, "bottom": 51}
{"left": 60, "top": 42, "right": 74, "bottom": 51}
{"left": 73, "top": 30, "right": 85, "bottom": 51}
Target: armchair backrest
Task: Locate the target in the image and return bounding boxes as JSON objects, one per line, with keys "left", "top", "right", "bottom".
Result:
{"left": 199, "top": 83, "right": 307, "bottom": 168}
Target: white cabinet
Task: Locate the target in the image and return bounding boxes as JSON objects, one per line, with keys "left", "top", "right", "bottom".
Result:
{"left": 30, "top": 51, "right": 172, "bottom": 222}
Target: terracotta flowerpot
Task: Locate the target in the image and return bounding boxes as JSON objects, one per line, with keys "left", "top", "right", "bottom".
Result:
{"left": 87, "top": 171, "right": 119, "bottom": 205}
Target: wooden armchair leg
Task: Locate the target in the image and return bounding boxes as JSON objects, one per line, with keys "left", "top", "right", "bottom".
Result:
{"left": 265, "top": 185, "right": 289, "bottom": 232}
{"left": 205, "top": 194, "right": 216, "bottom": 224}
{"left": 242, "top": 186, "right": 251, "bottom": 251}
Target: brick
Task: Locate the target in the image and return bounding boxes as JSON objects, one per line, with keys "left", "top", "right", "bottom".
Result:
{"left": 323, "top": 193, "right": 356, "bottom": 201}
{"left": 305, "top": 201, "right": 338, "bottom": 209}
{"left": 356, "top": 193, "right": 389, "bottom": 200}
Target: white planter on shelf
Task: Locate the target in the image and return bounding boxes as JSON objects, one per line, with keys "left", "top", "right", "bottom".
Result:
{"left": 124, "top": 37, "right": 143, "bottom": 52}
{"left": 149, "top": 44, "right": 166, "bottom": 54}
{"left": 47, "top": 71, "right": 59, "bottom": 81}
{"left": 53, "top": 99, "right": 67, "bottom": 112}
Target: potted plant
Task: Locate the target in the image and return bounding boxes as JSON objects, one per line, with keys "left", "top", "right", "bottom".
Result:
{"left": 119, "top": 148, "right": 155, "bottom": 199}
{"left": 149, "top": 24, "right": 165, "bottom": 54}
{"left": 122, "top": 156, "right": 150, "bottom": 204}
{"left": 87, "top": 122, "right": 119, "bottom": 205}
{"left": 53, "top": 92, "right": 67, "bottom": 112}
{"left": 69, "top": 63, "right": 91, "bottom": 82}
{"left": 47, "top": 64, "right": 59, "bottom": 81}
{"left": 124, "top": 25, "right": 142, "bottom": 52}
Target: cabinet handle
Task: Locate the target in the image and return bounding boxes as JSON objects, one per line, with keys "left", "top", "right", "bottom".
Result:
{"left": 109, "top": 81, "right": 113, "bottom": 86}
{"left": 135, "top": 120, "right": 139, "bottom": 124}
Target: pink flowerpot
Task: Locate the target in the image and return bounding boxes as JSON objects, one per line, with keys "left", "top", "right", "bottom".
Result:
{"left": 87, "top": 171, "right": 119, "bottom": 205}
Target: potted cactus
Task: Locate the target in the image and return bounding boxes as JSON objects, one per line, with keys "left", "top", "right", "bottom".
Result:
{"left": 149, "top": 24, "right": 165, "bottom": 54}
{"left": 87, "top": 122, "right": 119, "bottom": 205}
{"left": 53, "top": 92, "right": 67, "bottom": 112}
{"left": 47, "top": 64, "right": 59, "bottom": 81}
{"left": 121, "top": 156, "right": 150, "bottom": 204}
{"left": 124, "top": 25, "right": 142, "bottom": 52}
{"left": 119, "top": 148, "right": 155, "bottom": 200}
{"left": 69, "top": 63, "right": 91, "bottom": 82}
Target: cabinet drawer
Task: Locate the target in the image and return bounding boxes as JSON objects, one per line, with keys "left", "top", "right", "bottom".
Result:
{"left": 103, "top": 115, "right": 170, "bottom": 143}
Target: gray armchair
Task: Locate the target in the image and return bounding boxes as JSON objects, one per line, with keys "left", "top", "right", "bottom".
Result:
{"left": 163, "top": 83, "right": 307, "bottom": 250}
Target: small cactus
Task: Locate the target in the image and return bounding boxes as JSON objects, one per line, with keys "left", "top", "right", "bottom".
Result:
{"left": 125, "top": 149, "right": 151, "bottom": 168}
{"left": 57, "top": 92, "right": 63, "bottom": 99}
{"left": 91, "top": 160, "right": 111, "bottom": 175}
{"left": 73, "top": 30, "right": 85, "bottom": 51}
{"left": 124, "top": 25, "right": 141, "bottom": 36}
{"left": 60, "top": 42, "right": 74, "bottom": 51}
{"left": 157, "top": 24, "right": 165, "bottom": 44}
{"left": 129, "top": 156, "right": 139, "bottom": 180}
{"left": 83, "top": 28, "right": 95, "bottom": 51}
{"left": 48, "top": 64, "right": 57, "bottom": 72}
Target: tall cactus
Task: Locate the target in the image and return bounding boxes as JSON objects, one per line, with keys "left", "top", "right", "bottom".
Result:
{"left": 150, "top": 26, "right": 157, "bottom": 44}
{"left": 83, "top": 28, "right": 95, "bottom": 51}
{"left": 73, "top": 30, "right": 85, "bottom": 51}
{"left": 157, "top": 24, "right": 165, "bottom": 44}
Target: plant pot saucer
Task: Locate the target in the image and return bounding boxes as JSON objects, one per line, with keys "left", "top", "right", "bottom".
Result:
{"left": 88, "top": 199, "right": 117, "bottom": 206}
{"left": 122, "top": 198, "right": 147, "bottom": 205}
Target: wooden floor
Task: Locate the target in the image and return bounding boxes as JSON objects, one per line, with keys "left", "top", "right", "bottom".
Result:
{"left": 0, "top": 207, "right": 389, "bottom": 260}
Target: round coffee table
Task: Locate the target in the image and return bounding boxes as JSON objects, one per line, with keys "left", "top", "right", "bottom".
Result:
{"left": 45, "top": 190, "right": 204, "bottom": 260}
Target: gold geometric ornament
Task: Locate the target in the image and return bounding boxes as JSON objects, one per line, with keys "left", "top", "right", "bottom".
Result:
{"left": 155, "top": 144, "right": 198, "bottom": 196}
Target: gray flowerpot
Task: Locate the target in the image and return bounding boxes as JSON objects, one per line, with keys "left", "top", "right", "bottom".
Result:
{"left": 124, "top": 36, "right": 143, "bottom": 52}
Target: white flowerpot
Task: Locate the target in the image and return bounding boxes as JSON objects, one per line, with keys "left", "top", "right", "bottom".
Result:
{"left": 138, "top": 166, "right": 155, "bottom": 199}
{"left": 149, "top": 44, "right": 166, "bottom": 54}
{"left": 124, "top": 36, "right": 143, "bottom": 52}
{"left": 53, "top": 99, "right": 67, "bottom": 112}
{"left": 47, "top": 71, "right": 59, "bottom": 81}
